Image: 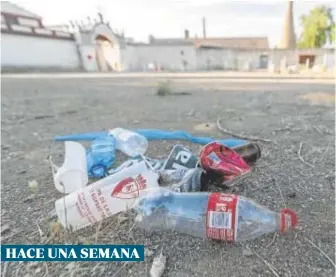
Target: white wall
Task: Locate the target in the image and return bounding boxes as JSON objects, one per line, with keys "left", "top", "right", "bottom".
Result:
{"left": 196, "top": 48, "right": 236, "bottom": 70}
{"left": 124, "top": 45, "right": 197, "bottom": 71}
{"left": 121, "top": 45, "right": 137, "bottom": 71}
{"left": 268, "top": 49, "right": 298, "bottom": 67}
{"left": 267, "top": 48, "right": 335, "bottom": 68}
{"left": 1, "top": 34, "right": 81, "bottom": 69}
{"left": 319, "top": 52, "right": 335, "bottom": 68}
{"left": 79, "top": 45, "right": 98, "bottom": 72}
{"left": 235, "top": 50, "right": 269, "bottom": 70}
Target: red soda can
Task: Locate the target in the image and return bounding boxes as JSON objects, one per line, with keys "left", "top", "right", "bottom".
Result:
{"left": 200, "top": 142, "right": 251, "bottom": 187}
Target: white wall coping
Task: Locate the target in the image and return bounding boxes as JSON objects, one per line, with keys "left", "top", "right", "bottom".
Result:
{"left": 18, "top": 17, "right": 40, "bottom": 27}
{"left": 34, "top": 28, "right": 53, "bottom": 35}
{"left": 55, "top": 31, "right": 72, "bottom": 37}
{"left": 11, "top": 25, "right": 33, "bottom": 32}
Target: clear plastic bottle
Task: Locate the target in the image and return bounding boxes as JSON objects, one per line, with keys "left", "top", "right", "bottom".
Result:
{"left": 55, "top": 161, "right": 160, "bottom": 231}
{"left": 135, "top": 188, "right": 298, "bottom": 242}
{"left": 159, "top": 168, "right": 206, "bottom": 192}
{"left": 86, "top": 135, "right": 116, "bottom": 178}
{"left": 109, "top": 128, "right": 148, "bottom": 157}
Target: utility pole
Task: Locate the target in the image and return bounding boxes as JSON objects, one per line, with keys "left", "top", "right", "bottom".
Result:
{"left": 202, "top": 17, "right": 206, "bottom": 38}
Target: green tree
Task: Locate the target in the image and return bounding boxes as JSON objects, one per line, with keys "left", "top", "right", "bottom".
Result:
{"left": 297, "top": 5, "right": 335, "bottom": 48}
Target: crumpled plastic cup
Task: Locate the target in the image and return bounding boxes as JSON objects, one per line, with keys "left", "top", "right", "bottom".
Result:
{"left": 50, "top": 141, "right": 88, "bottom": 193}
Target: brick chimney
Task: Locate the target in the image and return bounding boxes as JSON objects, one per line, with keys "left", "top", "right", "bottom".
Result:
{"left": 279, "top": 1, "right": 296, "bottom": 49}
{"left": 184, "top": 29, "right": 190, "bottom": 39}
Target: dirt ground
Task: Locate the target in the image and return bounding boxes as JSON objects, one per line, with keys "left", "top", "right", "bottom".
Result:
{"left": 1, "top": 73, "right": 335, "bottom": 277}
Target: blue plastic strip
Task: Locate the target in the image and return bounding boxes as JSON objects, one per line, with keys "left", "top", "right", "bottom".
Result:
{"left": 54, "top": 129, "right": 247, "bottom": 147}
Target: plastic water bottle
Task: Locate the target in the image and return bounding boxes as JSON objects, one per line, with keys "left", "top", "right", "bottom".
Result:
{"left": 55, "top": 161, "right": 159, "bottom": 231}
{"left": 86, "top": 135, "right": 116, "bottom": 178}
{"left": 109, "top": 128, "right": 148, "bottom": 157}
{"left": 135, "top": 188, "right": 298, "bottom": 242}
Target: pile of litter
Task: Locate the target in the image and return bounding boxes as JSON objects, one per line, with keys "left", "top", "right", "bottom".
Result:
{"left": 50, "top": 128, "right": 298, "bottom": 244}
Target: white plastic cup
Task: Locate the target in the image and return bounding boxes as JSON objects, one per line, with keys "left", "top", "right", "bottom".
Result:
{"left": 50, "top": 141, "right": 88, "bottom": 194}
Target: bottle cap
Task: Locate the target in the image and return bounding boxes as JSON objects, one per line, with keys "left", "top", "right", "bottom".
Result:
{"left": 280, "top": 208, "right": 298, "bottom": 234}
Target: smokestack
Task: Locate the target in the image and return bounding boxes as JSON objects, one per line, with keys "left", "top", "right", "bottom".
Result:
{"left": 279, "top": 1, "right": 296, "bottom": 49}
{"left": 148, "top": 34, "right": 155, "bottom": 43}
{"left": 202, "top": 17, "right": 206, "bottom": 38}
{"left": 184, "top": 29, "right": 190, "bottom": 39}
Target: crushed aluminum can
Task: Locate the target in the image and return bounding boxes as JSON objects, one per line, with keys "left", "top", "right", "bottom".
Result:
{"left": 200, "top": 142, "right": 251, "bottom": 187}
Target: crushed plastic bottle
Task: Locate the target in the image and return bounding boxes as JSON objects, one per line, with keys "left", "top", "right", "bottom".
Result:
{"left": 159, "top": 168, "right": 209, "bottom": 192}
{"left": 86, "top": 135, "right": 116, "bottom": 178}
{"left": 135, "top": 188, "right": 298, "bottom": 242}
{"left": 55, "top": 161, "right": 159, "bottom": 231}
{"left": 109, "top": 128, "right": 148, "bottom": 157}
{"left": 108, "top": 157, "right": 163, "bottom": 176}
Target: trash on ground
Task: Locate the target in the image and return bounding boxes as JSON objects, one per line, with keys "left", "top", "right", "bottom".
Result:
{"left": 162, "top": 144, "right": 198, "bottom": 170}
{"left": 108, "top": 157, "right": 162, "bottom": 175}
{"left": 86, "top": 135, "right": 116, "bottom": 178}
{"left": 108, "top": 144, "right": 197, "bottom": 176}
{"left": 231, "top": 142, "right": 261, "bottom": 165}
{"left": 86, "top": 128, "right": 148, "bottom": 178}
{"left": 54, "top": 128, "right": 247, "bottom": 148}
{"left": 150, "top": 252, "right": 166, "bottom": 277}
{"left": 51, "top": 126, "right": 298, "bottom": 243}
{"left": 50, "top": 141, "right": 88, "bottom": 193}
{"left": 135, "top": 188, "right": 298, "bottom": 242}
{"left": 161, "top": 168, "right": 206, "bottom": 192}
{"left": 55, "top": 161, "right": 160, "bottom": 230}
{"left": 109, "top": 128, "right": 148, "bottom": 157}
{"left": 200, "top": 142, "right": 252, "bottom": 187}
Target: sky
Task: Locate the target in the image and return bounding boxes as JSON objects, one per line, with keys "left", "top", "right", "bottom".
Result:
{"left": 9, "top": 0, "right": 336, "bottom": 46}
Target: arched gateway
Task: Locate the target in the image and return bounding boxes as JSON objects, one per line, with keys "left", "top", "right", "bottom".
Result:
{"left": 78, "top": 23, "right": 123, "bottom": 72}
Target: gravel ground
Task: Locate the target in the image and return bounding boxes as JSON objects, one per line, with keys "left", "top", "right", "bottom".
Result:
{"left": 1, "top": 73, "right": 335, "bottom": 277}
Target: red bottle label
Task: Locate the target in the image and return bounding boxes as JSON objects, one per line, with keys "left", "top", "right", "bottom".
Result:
{"left": 206, "top": 193, "right": 239, "bottom": 241}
